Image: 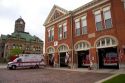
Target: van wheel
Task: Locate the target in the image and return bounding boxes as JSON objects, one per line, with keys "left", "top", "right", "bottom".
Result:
{"left": 35, "top": 65, "right": 39, "bottom": 69}
{"left": 12, "top": 65, "right": 16, "bottom": 70}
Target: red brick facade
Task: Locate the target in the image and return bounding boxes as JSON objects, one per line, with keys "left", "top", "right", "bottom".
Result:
{"left": 44, "top": 0, "right": 125, "bottom": 69}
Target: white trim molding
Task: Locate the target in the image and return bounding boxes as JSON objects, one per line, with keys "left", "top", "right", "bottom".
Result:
{"left": 46, "top": 46, "right": 55, "bottom": 54}
{"left": 94, "top": 35, "right": 118, "bottom": 49}
{"left": 74, "top": 40, "right": 91, "bottom": 51}
{"left": 57, "top": 43, "right": 69, "bottom": 53}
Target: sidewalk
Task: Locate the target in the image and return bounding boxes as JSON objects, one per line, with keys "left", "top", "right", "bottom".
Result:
{"left": 48, "top": 67, "right": 125, "bottom": 83}
{"left": 48, "top": 67, "right": 125, "bottom": 74}
{"left": 0, "top": 64, "right": 7, "bottom": 69}
{"left": 1, "top": 64, "right": 125, "bottom": 74}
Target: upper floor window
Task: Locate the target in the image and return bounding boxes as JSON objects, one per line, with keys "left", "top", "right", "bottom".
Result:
{"left": 94, "top": 10, "right": 103, "bottom": 31}
{"left": 63, "top": 23, "right": 67, "bottom": 39}
{"left": 58, "top": 25, "right": 63, "bottom": 40}
{"left": 75, "top": 19, "right": 80, "bottom": 36}
{"left": 58, "top": 22, "right": 67, "bottom": 40}
{"left": 81, "top": 16, "right": 87, "bottom": 34}
{"left": 103, "top": 6, "right": 112, "bottom": 29}
{"left": 48, "top": 27, "right": 54, "bottom": 42}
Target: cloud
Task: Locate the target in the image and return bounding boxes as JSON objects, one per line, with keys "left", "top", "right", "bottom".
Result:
{"left": 0, "top": 0, "right": 92, "bottom": 42}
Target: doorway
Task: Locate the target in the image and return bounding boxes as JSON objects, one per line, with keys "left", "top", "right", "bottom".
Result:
{"left": 98, "top": 47, "right": 119, "bottom": 69}
{"left": 60, "top": 52, "right": 68, "bottom": 67}
{"left": 77, "top": 50, "right": 89, "bottom": 68}
{"left": 48, "top": 54, "right": 54, "bottom": 67}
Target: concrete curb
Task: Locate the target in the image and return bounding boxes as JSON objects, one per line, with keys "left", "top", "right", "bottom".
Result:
{"left": 95, "top": 74, "right": 120, "bottom": 83}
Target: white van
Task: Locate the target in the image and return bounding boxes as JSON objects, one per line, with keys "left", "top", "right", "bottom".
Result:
{"left": 7, "top": 54, "right": 45, "bottom": 70}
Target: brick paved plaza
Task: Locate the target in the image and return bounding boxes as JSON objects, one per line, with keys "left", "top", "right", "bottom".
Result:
{"left": 0, "top": 68, "right": 112, "bottom": 83}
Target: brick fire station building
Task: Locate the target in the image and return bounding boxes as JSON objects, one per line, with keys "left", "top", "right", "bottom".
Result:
{"left": 44, "top": 0, "right": 125, "bottom": 69}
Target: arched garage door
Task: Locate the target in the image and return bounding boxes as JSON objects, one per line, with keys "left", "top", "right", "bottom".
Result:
{"left": 95, "top": 36, "right": 119, "bottom": 69}
{"left": 58, "top": 44, "right": 69, "bottom": 67}
{"left": 74, "top": 40, "right": 91, "bottom": 68}
{"left": 47, "top": 47, "right": 55, "bottom": 67}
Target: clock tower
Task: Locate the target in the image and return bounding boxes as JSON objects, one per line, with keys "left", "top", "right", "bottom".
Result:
{"left": 14, "top": 17, "right": 25, "bottom": 32}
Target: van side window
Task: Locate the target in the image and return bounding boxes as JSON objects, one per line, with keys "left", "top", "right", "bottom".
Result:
{"left": 17, "top": 58, "right": 22, "bottom": 62}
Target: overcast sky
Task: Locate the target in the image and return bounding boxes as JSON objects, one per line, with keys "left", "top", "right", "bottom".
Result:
{"left": 0, "top": 0, "right": 92, "bottom": 41}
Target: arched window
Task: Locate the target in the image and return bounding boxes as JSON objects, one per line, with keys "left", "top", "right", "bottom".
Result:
{"left": 58, "top": 45, "right": 68, "bottom": 52}
{"left": 96, "top": 37, "right": 118, "bottom": 48}
{"left": 48, "top": 47, "right": 54, "bottom": 54}
{"left": 75, "top": 41, "right": 90, "bottom": 51}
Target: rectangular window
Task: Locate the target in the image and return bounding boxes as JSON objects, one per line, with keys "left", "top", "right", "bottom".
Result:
{"left": 75, "top": 19, "right": 80, "bottom": 36}
{"left": 48, "top": 28, "right": 54, "bottom": 42}
{"left": 51, "top": 28, "right": 54, "bottom": 41}
{"left": 94, "top": 10, "right": 103, "bottom": 31}
{"left": 48, "top": 29, "right": 51, "bottom": 41}
{"left": 81, "top": 16, "right": 87, "bottom": 34}
{"left": 58, "top": 25, "right": 63, "bottom": 40}
{"left": 103, "top": 6, "right": 112, "bottom": 29}
{"left": 63, "top": 23, "right": 67, "bottom": 39}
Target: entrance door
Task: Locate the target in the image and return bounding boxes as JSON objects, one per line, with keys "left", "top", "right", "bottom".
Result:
{"left": 78, "top": 50, "right": 89, "bottom": 68}
{"left": 49, "top": 54, "right": 54, "bottom": 67}
{"left": 60, "top": 52, "right": 68, "bottom": 67}
{"left": 98, "top": 47, "right": 119, "bottom": 69}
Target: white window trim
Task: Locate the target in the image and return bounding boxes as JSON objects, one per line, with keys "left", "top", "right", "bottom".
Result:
{"left": 48, "top": 27, "right": 54, "bottom": 41}
{"left": 81, "top": 16, "right": 87, "bottom": 20}
{"left": 75, "top": 42, "right": 90, "bottom": 51}
{"left": 103, "top": 6, "right": 112, "bottom": 29}
{"left": 58, "top": 22, "right": 67, "bottom": 39}
{"left": 48, "top": 29, "right": 50, "bottom": 38}
{"left": 81, "top": 16, "right": 87, "bottom": 27}
{"left": 75, "top": 19, "right": 80, "bottom": 22}
{"left": 94, "top": 11, "right": 103, "bottom": 31}
{"left": 58, "top": 45, "right": 68, "bottom": 52}
{"left": 58, "top": 26, "right": 62, "bottom": 40}
{"left": 103, "top": 6, "right": 110, "bottom": 12}
{"left": 63, "top": 23, "right": 67, "bottom": 32}
{"left": 94, "top": 10, "right": 101, "bottom": 15}
{"left": 75, "top": 19, "right": 81, "bottom": 36}
{"left": 96, "top": 37, "right": 117, "bottom": 49}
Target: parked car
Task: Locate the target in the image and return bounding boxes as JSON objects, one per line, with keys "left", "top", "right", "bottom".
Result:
{"left": 7, "top": 54, "right": 45, "bottom": 70}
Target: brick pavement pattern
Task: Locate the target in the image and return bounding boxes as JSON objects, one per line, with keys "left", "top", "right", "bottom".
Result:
{"left": 0, "top": 68, "right": 112, "bottom": 83}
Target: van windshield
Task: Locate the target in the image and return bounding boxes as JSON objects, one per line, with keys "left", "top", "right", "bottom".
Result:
{"left": 13, "top": 58, "right": 19, "bottom": 62}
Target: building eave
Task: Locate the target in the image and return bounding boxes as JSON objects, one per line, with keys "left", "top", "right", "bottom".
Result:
{"left": 43, "top": 5, "right": 69, "bottom": 26}
{"left": 73, "top": 0, "right": 110, "bottom": 16}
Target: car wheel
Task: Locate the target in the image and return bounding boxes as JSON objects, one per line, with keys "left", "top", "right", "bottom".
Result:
{"left": 35, "top": 65, "right": 39, "bottom": 69}
{"left": 12, "top": 65, "right": 16, "bottom": 70}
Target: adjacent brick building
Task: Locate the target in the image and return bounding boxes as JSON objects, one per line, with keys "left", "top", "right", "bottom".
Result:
{"left": 0, "top": 18, "right": 43, "bottom": 58}
{"left": 44, "top": 0, "right": 125, "bottom": 69}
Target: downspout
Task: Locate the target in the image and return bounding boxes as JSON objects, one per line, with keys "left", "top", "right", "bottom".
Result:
{"left": 69, "top": 11, "right": 74, "bottom": 68}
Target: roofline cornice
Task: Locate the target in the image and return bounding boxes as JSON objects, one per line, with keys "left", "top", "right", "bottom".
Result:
{"left": 44, "top": 13, "right": 71, "bottom": 27}
{"left": 44, "top": 0, "right": 110, "bottom": 27}
{"left": 73, "top": 0, "right": 110, "bottom": 16}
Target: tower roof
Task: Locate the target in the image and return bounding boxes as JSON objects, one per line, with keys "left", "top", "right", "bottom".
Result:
{"left": 15, "top": 17, "right": 25, "bottom": 23}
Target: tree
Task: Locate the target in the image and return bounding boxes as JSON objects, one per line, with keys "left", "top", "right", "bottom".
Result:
{"left": 7, "top": 48, "right": 23, "bottom": 61}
